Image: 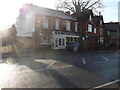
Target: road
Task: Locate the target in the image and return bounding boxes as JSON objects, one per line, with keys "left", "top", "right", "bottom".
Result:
{"left": 0, "top": 50, "right": 119, "bottom": 89}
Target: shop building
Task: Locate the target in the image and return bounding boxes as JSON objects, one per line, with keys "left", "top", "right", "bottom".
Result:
{"left": 16, "top": 4, "right": 104, "bottom": 50}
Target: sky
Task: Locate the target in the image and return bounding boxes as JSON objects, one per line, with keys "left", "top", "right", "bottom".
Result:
{"left": 0, "top": 0, "right": 119, "bottom": 28}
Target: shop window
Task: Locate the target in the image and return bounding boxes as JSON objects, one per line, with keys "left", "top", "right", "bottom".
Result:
{"left": 59, "top": 39, "right": 61, "bottom": 45}
{"left": 88, "top": 24, "right": 92, "bottom": 32}
{"left": 40, "top": 34, "right": 50, "bottom": 44}
{"left": 62, "top": 39, "right": 65, "bottom": 45}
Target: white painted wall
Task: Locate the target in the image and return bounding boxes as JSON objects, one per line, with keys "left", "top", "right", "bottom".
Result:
{"left": 16, "top": 12, "right": 35, "bottom": 37}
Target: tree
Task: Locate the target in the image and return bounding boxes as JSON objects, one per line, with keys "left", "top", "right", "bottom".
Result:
{"left": 5, "top": 24, "right": 17, "bottom": 44}
{"left": 56, "top": 0, "right": 104, "bottom": 50}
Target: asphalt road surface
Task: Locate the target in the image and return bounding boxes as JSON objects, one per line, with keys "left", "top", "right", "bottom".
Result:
{"left": 0, "top": 50, "right": 119, "bottom": 89}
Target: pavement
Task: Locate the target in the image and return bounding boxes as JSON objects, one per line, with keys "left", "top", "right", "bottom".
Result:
{"left": 0, "top": 49, "right": 119, "bottom": 89}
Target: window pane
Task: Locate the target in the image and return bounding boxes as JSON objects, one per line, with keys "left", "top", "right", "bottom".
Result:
{"left": 66, "top": 20, "right": 70, "bottom": 31}
{"left": 100, "top": 28, "right": 103, "bottom": 34}
{"left": 100, "top": 37, "right": 103, "bottom": 43}
{"left": 88, "top": 24, "right": 92, "bottom": 32}
{"left": 40, "top": 34, "right": 50, "bottom": 44}
{"left": 75, "top": 22, "right": 78, "bottom": 32}
{"left": 94, "top": 28, "right": 96, "bottom": 33}
{"left": 56, "top": 19, "right": 60, "bottom": 30}
{"left": 43, "top": 17, "right": 49, "bottom": 28}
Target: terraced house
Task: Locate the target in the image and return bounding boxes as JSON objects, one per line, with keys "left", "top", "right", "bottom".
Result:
{"left": 16, "top": 4, "right": 104, "bottom": 50}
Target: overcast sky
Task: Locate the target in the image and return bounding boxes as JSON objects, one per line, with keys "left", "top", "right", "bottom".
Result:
{"left": 0, "top": 0, "right": 119, "bottom": 28}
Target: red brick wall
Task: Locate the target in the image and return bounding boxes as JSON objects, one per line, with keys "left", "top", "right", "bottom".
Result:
{"left": 35, "top": 14, "right": 77, "bottom": 33}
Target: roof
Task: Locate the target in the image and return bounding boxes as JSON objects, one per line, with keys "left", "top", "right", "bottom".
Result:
{"left": 21, "top": 4, "right": 77, "bottom": 20}
{"left": 72, "top": 10, "right": 93, "bottom": 22}
{"left": 93, "top": 15, "right": 104, "bottom": 26}
{"left": 104, "top": 22, "right": 120, "bottom": 31}
{"left": 82, "top": 10, "right": 93, "bottom": 22}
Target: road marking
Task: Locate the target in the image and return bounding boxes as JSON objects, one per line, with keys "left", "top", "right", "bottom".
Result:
{"left": 102, "top": 56, "right": 109, "bottom": 61}
{"left": 92, "top": 79, "right": 120, "bottom": 89}
{"left": 94, "top": 61, "right": 107, "bottom": 64}
{"left": 46, "top": 61, "right": 57, "bottom": 68}
{"left": 82, "top": 58, "right": 86, "bottom": 64}
{"left": 94, "top": 59, "right": 118, "bottom": 64}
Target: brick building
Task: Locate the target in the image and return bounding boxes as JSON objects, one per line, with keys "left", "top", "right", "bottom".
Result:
{"left": 16, "top": 4, "right": 104, "bottom": 50}
{"left": 104, "top": 22, "right": 120, "bottom": 50}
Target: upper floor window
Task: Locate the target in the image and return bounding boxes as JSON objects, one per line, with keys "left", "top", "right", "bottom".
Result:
{"left": 56, "top": 19, "right": 60, "bottom": 30}
{"left": 100, "top": 20, "right": 102, "bottom": 25}
{"left": 88, "top": 24, "right": 92, "bottom": 32}
{"left": 108, "top": 31, "right": 110, "bottom": 35}
{"left": 94, "top": 28, "right": 96, "bottom": 33}
{"left": 75, "top": 22, "right": 78, "bottom": 32}
{"left": 66, "top": 20, "right": 71, "bottom": 31}
{"left": 100, "top": 28, "right": 103, "bottom": 34}
{"left": 89, "top": 15, "right": 92, "bottom": 21}
{"left": 43, "top": 17, "right": 49, "bottom": 28}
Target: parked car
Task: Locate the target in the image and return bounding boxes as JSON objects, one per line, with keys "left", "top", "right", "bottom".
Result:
{"left": 66, "top": 42, "right": 80, "bottom": 51}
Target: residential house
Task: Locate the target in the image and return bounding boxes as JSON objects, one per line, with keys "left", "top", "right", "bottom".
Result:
{"left": 16, "top": 4, "right": 79, "bottom": 50}
{"left": 104, "top": 22, "right": 120, "bottom": 50}
{"left": 16, "top": 4, "right": 104, "bottom": 50}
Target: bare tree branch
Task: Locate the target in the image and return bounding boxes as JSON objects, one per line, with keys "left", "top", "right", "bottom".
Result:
{"left": 64, "top": 2, "right": 75, "bottom": 12}
{"left": 83, "top": 0, "right": 91, "bottom": 9}
{"left": 85, "top": 0, "right": 100, "bottom": 10}
{"left": 56, "top": 0, "right": 103, "bottom": 15}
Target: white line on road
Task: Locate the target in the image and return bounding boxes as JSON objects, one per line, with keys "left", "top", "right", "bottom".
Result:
{"left": 93, "top": 61, "right": 107, "bottom": 64}
{"left": 46, "top": 61, "right": 57, "bottom": 68}
{"left": 82, "top": 58, "right": 86, "bottom": 64}
{"left": 102, "top": 56, "right": 109, "bottom": 61}
{"left": 92, "top": 79, "right": 120, "bottom": 89}
{"left": 94, "top": 59, "right": 118, "bottom": 64}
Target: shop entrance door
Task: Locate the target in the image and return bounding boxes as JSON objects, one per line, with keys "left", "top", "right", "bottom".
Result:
{"left": 54, "top": 37, "right": 66, "bottom": 49}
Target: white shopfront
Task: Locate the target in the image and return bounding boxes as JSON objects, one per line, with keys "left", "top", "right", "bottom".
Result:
{"left": 52, "top": 31, "right": 79, "bottom": 49}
